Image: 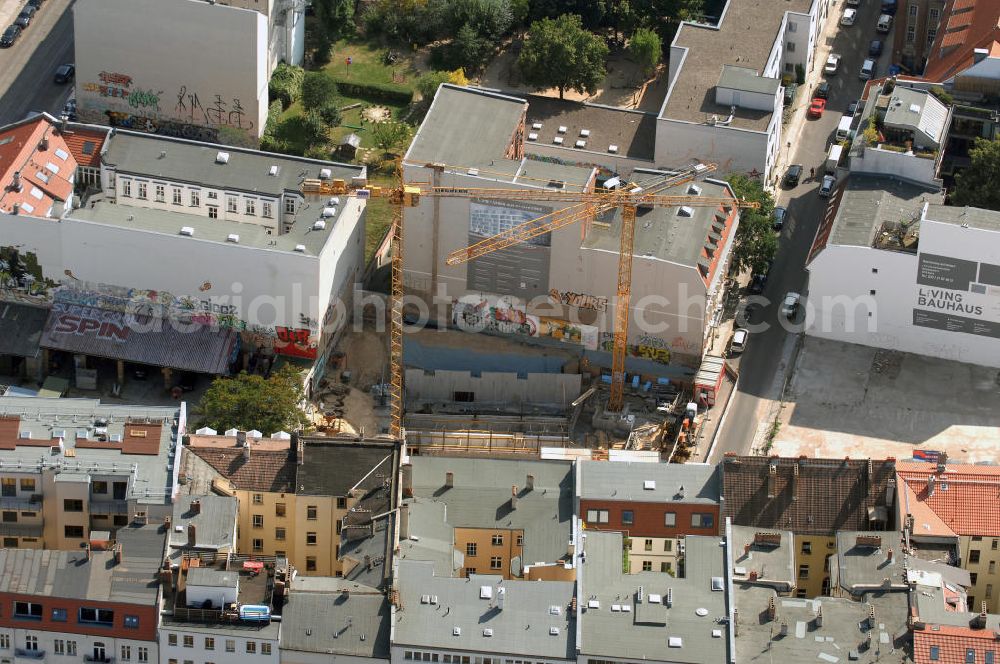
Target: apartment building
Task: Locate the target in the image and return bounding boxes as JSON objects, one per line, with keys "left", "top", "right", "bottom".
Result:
{"left": 0, "top": 396, "right": 182, "bottom": 550}
{"left": 576, "top": 461, "right": 720, "bottom": 574}
{"left": 183, "top": 435, "right": 398, "bottom": 578}
{"left": 894, "top": 0, "right": 947, "bottom": 73}
{"left": 399, "top": 457, "right": 575, "bottom": 581}
{"left": 722, "top": 455, "right": 897, "bottom": 597}
{"left": 0, "top": 115, "right": 367, "bottom": 376}
{"left": 896, "top": 462, "right": 1000, "bottom": 611}
{"left": 0, "top": 523, "right": 167, "bottom": 664}
{"left": 729, "top": 525, "right": 796, "bottom": 593}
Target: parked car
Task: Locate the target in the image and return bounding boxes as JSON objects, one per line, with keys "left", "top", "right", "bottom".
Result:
{"left": 730, "top": 328, "right": 749, "bottom": 355}
{"left": 785, "top": 164, "right": 803, "bottom": 187}
{"left": 824, "top": 53, "right": 842, "bottom": 75}
{"left": 847, "top": 99, "right": 860, "bottom": 115}
{"left": 748, "top": 273, "right": 768, "bottom": 295}
{"left": 869, "top": 39, "right": 883, "bottom": 56}
{"left": 881, "top": 0, "right": 897, "bottom": 14}
{"left": 841, "top": 8, "right": 857, "bottom": 25}
{"left": 781, "top": 293, "right": 802, "bottom": 319}
{"left": 877, "top": 13, "right": 893, "bottom": 33}
{"left": 773, "top": 206, "right": 788, "bottom": 231}
{"left": 819, "top": 174, "right": 836, "bottom": 197}
{"left": 53, "top": 64, "right": 75, "bottom": 84}
{"left": 27, "top": 0, "right": 43, "bottom": 9}
{"left": 815, "top": 81, "right": 831, "bottom": 99}
{"left": 0, "top": 24, "right": 21, "bottom": 47}
{"left": 808, "top": 98, "right": 827, "bottom": 118}
{"left": 860, "top": 58, "right": 876, "bottom": 80}
{"left": 783, "top": 83, "right": 797, "bottom": 106}
{"left": 13, "top": 10, "right": 32, "bottom": 28}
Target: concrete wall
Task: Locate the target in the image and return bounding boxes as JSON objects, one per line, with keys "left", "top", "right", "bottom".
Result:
{"left": 851, "top": 146, "right": 941, "bottom": 187}
{"left": 282, "top": 651, "right": 388, "bottom": 664}
{"left": 655, "top": 120, "right": 771, "bottom": 180}
{"left": 717, "top": 87, "right": 775, "bottom": 112}
{"left": 404, "top": 369, "right": 582, "bottom": 408}
{"left": 454, "top": 527, "right": 525, "bottom": 579}
{"left": 526, "top": 143, "right": 657, "bottom": 177}
{"left": 74, "top": 0, "right": 268, "bottom": 145}
{"left": 160, "top": 628, "right": 279, "bottom": 664}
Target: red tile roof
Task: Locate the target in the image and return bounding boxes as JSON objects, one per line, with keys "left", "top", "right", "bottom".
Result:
{"left": 0, "top": 116, "right": 81, "bottom": 216}
{"left": 62, "top": 126, "right": 107, "bottom": 169}
{"left": 188, "top": 447, "right": 295, "bottom": 493}
{"left": 914, "top": 625, "right": 1000, "bottom": 664}
{"left": 896, "top": 462, "right": 1000, "bottom": 537}
{"left": 923, "top": 0, "right": 1000, "bottom": 83}
{"left": 0, "top": 417, "right": 20, "bottom": 451}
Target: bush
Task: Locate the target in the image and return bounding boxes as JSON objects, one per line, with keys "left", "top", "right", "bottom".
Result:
{"left": 929, "top": 86, "right": 953, "bottom": 105}
{"left": 333, "top": 79, "right": 414, "bottom": 104}
{"left": 269, "top": 63, "right": 305, "bottom": 109}
{"left": 429, "top": 23, "right": 492, "bottom": 73}
{"left": 317, "top": 101, "right": 343, "bottom": 126}
{"left": 301, "top": 71, "right": 340, "bottom": 111}
{"left": 416, "top": 70, "right": 452, "bottom": 102}
{"left": 628, "top": 27, "right": 661, "bottom": 76}
{"left": 300, "top": 111, "right": 329, "bottom": 147}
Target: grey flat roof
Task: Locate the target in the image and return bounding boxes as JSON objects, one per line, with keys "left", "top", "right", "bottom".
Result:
{"left": 883, "top": 87, "right": 948, "bottom": 144}
{"left": 828, "top": 174, "right": 943, "bottom": 247}
{"left": 661, "top": 0, "right": 813, "bottom": 130}
{"left": 296, "top": 439, "right": 397, "bottom": 496}
{"left": 0, "top": 396, "right": 179, "bottom": 505}
{"left": 398, "top": 499, "right": 460, "bottom": 576}
{"left": 578, "top": 532, "right": 727, "bottom": 663}
{"left": 187, "top": 567, "right": 238, "bottom": 588}
{"left": 927, "top": 204, "right": 1000, "bottom": 232}
{"left": 912, "top": 582, "right": 993, "bottom": 629}
{"left": 408, "top": 457, "right": 574, "bottom": 567}
{"left": 280, "top": 590, "right": 390, "bottom": 658}
{"left": 393, "top": 560, "right": 575, "bottom": 658}
{"left": 522, "top": 93, "right": 657, "bottom": 161}
{"left": 169, "top": 495, "right": 237, "bottom": 551}
{"left": 578, "top": 461, "right": 720, "bottom": 504}
{"left": 0, "top": 303, "right": 46, "bottom": 358}
{"left": 833, "top": 531, "right": 906, "bottom": 594}
{"left": 734, "top": 587, "right": 911, "bottom": 663}
{"left": 103, "top": 130, "right": 365, "bottom": 197}
{"left": 729, "top": 526, "right": 795, "bottom": 590}
{"left": 718, "top": 65, "right": 781, "bottom": 95}
{"left": 67, "top": 199, "right": 339, "bottom": 255}
{"left": 407, "top": 85, "right": 526, "bottom": 169}
{"left": 581, "top": 177, "right": 735, "bottom": 267}
{"left": 0, "top": 523, "right": 165, "bottom": 604}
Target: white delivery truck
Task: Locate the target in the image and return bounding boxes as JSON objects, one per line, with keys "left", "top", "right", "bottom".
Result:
{"left": 836, "top": 115, "right": 853, "bottom": 141}
{"left": 826, "top": 144, "right": 843, "bottom": 174}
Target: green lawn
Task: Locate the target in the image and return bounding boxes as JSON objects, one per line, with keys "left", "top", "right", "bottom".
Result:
{"left": 322, "top": 39, "right": 421, "bottom": 88}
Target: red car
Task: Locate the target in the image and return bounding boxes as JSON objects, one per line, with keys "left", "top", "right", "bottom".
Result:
{"left": 808, "top": 98, "right": 826, "bottom": 118}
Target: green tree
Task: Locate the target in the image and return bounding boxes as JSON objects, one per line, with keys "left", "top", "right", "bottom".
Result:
{"left": 371, "top": 121, "right": 412, "bottom": 156}
{"left": 510, "top": 0, "right": 530, "bottom": 29}
{"left": 312, "top": 0, "right": 355, "bottom": 39}
{"left": 607, "top": 0, "right": 637, "bottom": 40}
{"left": 301, "top": 72, "right": 339, "bottom": 112}
{"left": 196, "top": 365, "right": 307, "bottom": 434}
{"left": 269, "top": 62, "right": 304, "bottom": 109}
{"left": 417, "top": 70, "right": 452, "bottom": 102}
{"left": 300, "top": 111, "right": 329, "bottom": 147}
{"left": 430, "top": 23, "right": 493, "bottom": 72}
{"left": 429, "top": 0, "right": 513, "bottom": 42}
{"left": 317, "top": 101, "right": 343, "bottom": 126}
{"left": 518, "top": 14, "right": 609, "bottom": 100}
{"left": 628, "top": 27, "right": 661, "bottom": 76}
{"left": 726, "top": 173, "right": 778, "bottom": 275}
{"left": 631, "top": 0, "right": 702, "bottom": 42}
{"left": 952, "top": 138, "right": 1000, "bottom": 211}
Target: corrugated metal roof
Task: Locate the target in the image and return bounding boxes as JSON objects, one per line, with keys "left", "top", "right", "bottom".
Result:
{"left": 0, "top": 302, "right": 47, "bottom": 358}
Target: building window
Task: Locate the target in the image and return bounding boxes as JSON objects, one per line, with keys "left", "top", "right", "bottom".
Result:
{"left": 25, "top": 636, "right": 38, "bottom": 652}
{"left": 968, "top": 650, "right": 977, "bottom": 664}
{"left": 120, "top": 647, "right": 131, "bottom": 662}
{"left": 986, "top": 652, "right": 995, "bottom": 664}
{"left": 691, "top": 513, "right": 714, "bottom": 529}
{"left": 262, "top": 202, "right": 272, "bottom": 218}
{"left": 642, "top": 561, "right": 653, "bottom": 571}
{"left": 492, "top": 534, "right": 503, "bottom": 546}
{"left": 490, "top": 556, "right": 502, "bottom": 570}
{"left": 285, "top": 198, "right": 296, "bottom": 215}
{"left": 275, "top": 527, "right": 286, "bottom": 541}
{"left": 275, "top": 503, "right": 286, "bottom": 517}
{"left": 337, "top": 497, "right": 347, "bottom": 509}
{"left": 191, "top": 191, "right": 200, "bottom": 207}
{"left": 0, "top": 634, "right": 9, "bottom": 649}
{"left": 122, "top": 180, "right": 132, "bottom": 197}
{"left": 246, "top": 642, "right": 257, "bottom": 655}
{"left": 54, "top": 640, "right": 65, "bottom": 655}
{"left": 909, "top": 3, "right": 917, "bottom": 16}
{"left": 204, "top": 638, "right": 214, "bottom": 651}
{"left": 799, "top": 565, "right": 810, "bottom": 579}
{"left": 665, "top": 512, "right": 676, "bottom": 527}
{"left": 929, "top": 7, "right": 939, "bottom": 21}
{"left": 466, "top": 542, "right": 477, "bottom": 557}
{"left": 2, "top": 537, "right": 16, "bottom": 548}
{"left": 786, "top": 41, "right": 795, "bottom": 52}
{"left": 989, "top": 584, "right": 994, "bottom": 599}
{"left": 622, "top": 510, "right": 634, "bottom": 525}
{"left": 253, "top": 514, "right": 264, "bottom": 528}
{"left": 92, "top": 481, "right": 108, "bottom": 494}
{"left": 208, "top": 206, "right": 218, "bottom": 219}
{"left": 52, "top": 608, "right": 67, "bottom": 621}
{"left": 516, "top": 534, "right": 524, "bottom": 547}
{"left": 0, "top": 479, "right": 14, "bottom": 497}
{"left": 972, "top": 573, "right": 979, "bottom": 585}
{"left": 971, "top": 550, "right": 982, "bottom": 564}
{"left": 2, "top": 512, "right": 16, "bottom": 523}
{"left": 661, "top": 562, "right": 672, "bottom": 573}
{"left": 183, "top": 636, "right": 194, "bottom": 648}
{"left": 261, "top": 644, "right": 271, "bottom": 656}
{"left": 801, "top": 541, "right": 812, "bottom": 555}
{"left": 137, "top": 182, "right": 147, "bottom": 199}
{"left": 66, "top": 641, "right": 77, "bottom": 656}
{"left": 993, "top": 540, "right": 998, "bottom": 550}
{"left": 465, "top": 567, "right": 477, "bottom": 576}
{"left": 64, "top": 525, "right": 84, "bottom": 538}
{"left": 307, "top": 505, "right": 317, "bottom": 519}
{"left": 14, "top": 601, "right": 43, "bottom": 619}
{"left": 907, "top": 25, "right": 916, "bottom": 43}
{"left": 926, "top": 29, "right": 936, "bottom": 48}
{"left": 306, "top": 532, "right": 317, "bottom": 545}
{"left": 252, "top": 538, "right": 264, "bottom": 552}
{"left": 137, "top": 648, "right": 147, "bottom": 662}
{"left": 173, "top": 188, "right": 182, "bottom": 205}
{"left": 64, "top": 499, "right": 83, "bottom": 512}
{"left": 665, "top": 540, "right": 673, "bottom": 552}
{"left": 245, "top": 199, "right": 256, "bottom": 216}
{"left": 79, "top": 607, "right": 114, "bottom": 625}
{"left": 19, "top": 478, "right": 34, "bottom": 492}
{"left": 252, "top": 493, "right": 263, "bottom": 504}
{"left": 123, "top": 615, "right": 139, "bottom": 628}
{"left": 991, "top": 561, "right": 996, "bottom": 574}
{"left": 586, "top": 509, "right": 609, "bottom": 524}
{"left": 225, "top": 641, "right": 236, "bottom": 653}
{"left": 168, "top": 634, "right": 177, "bottom": 646}
{"left": 644, "top": 539, "right": 653, "bottom": 552}
{"left": 227, "top": 196, "right": 238, "bottom": 213}
{"left": 306, "top": 557, "right": 317, "bottom": 571}
{"left": 155, "top": 184, "right": 165, "bottom": 202}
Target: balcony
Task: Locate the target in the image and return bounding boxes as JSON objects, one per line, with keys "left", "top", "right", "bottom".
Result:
{"left": 84, "top": 656, "right": 114, "bottom": 664}
{"left": 15, "top": 648, "right": 45, "bottom": 659}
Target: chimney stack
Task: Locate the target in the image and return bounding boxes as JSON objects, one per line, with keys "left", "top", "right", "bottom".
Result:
{"left": 767, "top": 596, "right": 776, "bottom": 621}
{"left": 510, "top": 485, "right": 518, "bottom": 510}
{"left": 160, "top": 560, "right": 174, "bottom": 591}
{"left": 11, "top": 171, "right": 22, "bottom": 192}
{"left": 526, "top": 474, "right": 534, "bottom": 492}
{"left": 792, "top": 463, "right": 799, "bottom": 501}
{"left": 114, "top": 542, "right": 124, "bottom": 565}
{"left": 191, "top": 499, "right": 201, "bottom": 515}
{"left": 973, "top": 602, "right": 989, "bottom": 629}
{"left": 187, "top": 523, "right": 197, "bottom": 547}
{"left": 815, "top": 606, "right": 823, "bottom": 627}
{"left": 11, "top": 203, "right": 19, "bottom": 215}
{"left": 767, "top": 462, "right": 777, "bottom": 498}
{"left": 928, "top": 475, "right": 936, "bottom": 496}
{"left": 445, "top": 471, "right": 454, "bottom": 488}
{"left": 887, "top": 548, "right": 893, "bottom": 562}
{"left": 39, "top": 135, "right": 49, "bottom": 151}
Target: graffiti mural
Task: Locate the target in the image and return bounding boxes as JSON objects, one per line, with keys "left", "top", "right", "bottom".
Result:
{"left": 598, "top": 332, "right": 672, "bottom": 364}
{"left": 453, "top": 295, "right": 599, "bottom": 350}
{"left": 104, "top": 111, "right": 221, "bottom": 143}
{"left": 548, "top": 288, "right": 608, "bottom": 312}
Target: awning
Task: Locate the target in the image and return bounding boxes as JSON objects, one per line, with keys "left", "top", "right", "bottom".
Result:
{"left": 40, "top": 302, "right": 238, "bottom": 374}
{"left": 0, "top": 302, "right": 48, "bottom": 358}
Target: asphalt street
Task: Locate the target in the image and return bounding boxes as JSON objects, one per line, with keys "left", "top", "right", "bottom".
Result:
{"left": 0, "top": 0, "right": 75, "bottom": 125}
{"left": 711, "top": 0, "right": 893, "bottom": 461}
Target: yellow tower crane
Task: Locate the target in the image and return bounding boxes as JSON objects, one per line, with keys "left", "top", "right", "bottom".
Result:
{"left": 302, "top": 162, "right": 759, "bottom": 437}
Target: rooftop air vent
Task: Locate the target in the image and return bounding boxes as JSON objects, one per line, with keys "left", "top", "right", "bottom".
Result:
{"left": 467, "top": 168, "right": 479, "bottom": 176}
{"left": 678, "top": 206, "right": 695, "bottom": 217}
{"left": 550, "top": 627, "right": 560, "bottom": 636}
{"left": 179, "top": 226, "right": 195, "bottom": 236}
{"left": 608, "top": 145, "right": 619, "bottom": 153}
{"left": 528, "top": 133, "right": 538, "bottom": 141}
{"left": 668, "top": 637, "right": 683, "bottom": 648}
{"left": 319, "top": 168, "right": 332, "bottom": 180}
{"left": 321, "top": 207, "right": 337, "bottom": 218}
{"left": 643, "top": 480, "right": 656, "bottom": 490}
{"left": 482, "top": 629, "right": 493, "bottom": 637}
{"left": 687, "top": 184, "right": 702, "bottom": 195}
{"left": 268, "top": 165, "right": 279, "bottom": 176}
{"left": 557, "top": 126, "right": 567, "bottom": 134}
{"left": 216, "top": 151, "right": 230, "bottom": 164}
{"left": 532, "top": 122, "right": 543, "bottom": 130}
{"left": 452, "top": 627, "right": 461, "bottom": 636}
{"left": 580, "top": 129, "right": 591, "bottom": 137}
{"left": 549, "top": 606, "right": 561, "bottom": 615}
{"left": 327, "top": 196, "right": 340, "bottom": 206}
{"left": 575, "top": 140, "right": 587, "bottom": 148}
{"left": 294, "top": 244, "right": 306, "bottom": 253}
{"left": 312, "top": 220, "right": 327, "bottom": 231}
{"left": 227, "top": 234, "right": 240, "bottom": 243}
{"left": 553, "top": 137, "right": 564, "bottom": 145}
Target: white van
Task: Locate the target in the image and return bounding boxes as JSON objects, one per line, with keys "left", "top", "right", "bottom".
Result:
{"left": 826, "top": 144, "right": 843, "bottom": 174}
{"left": 877, "top": 13, "right": 893, "bottom": 33}
{"left": 836, "top": 116, "right": 853, "bottom": 141}
{"left": 859, "top": 58, "right": 876, "bottom": 80}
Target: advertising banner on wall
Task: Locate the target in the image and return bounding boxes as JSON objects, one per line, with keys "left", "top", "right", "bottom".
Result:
{"left": 466, "top": 198, "right": 553, "bottom": 300}
{"left": 913, "top": 252, "right": 1000, "bottom": 340}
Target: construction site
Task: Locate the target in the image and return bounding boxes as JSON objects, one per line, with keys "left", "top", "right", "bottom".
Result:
{"left": 305, "top": 84, "right": 751, "bottom": 462}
